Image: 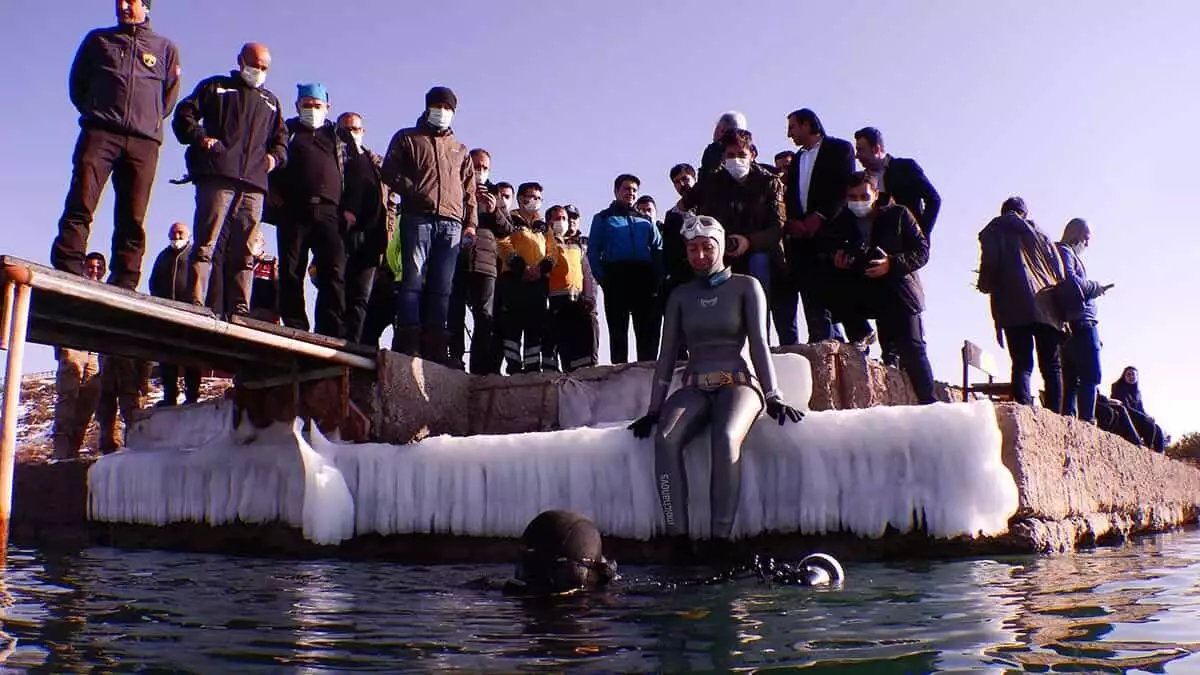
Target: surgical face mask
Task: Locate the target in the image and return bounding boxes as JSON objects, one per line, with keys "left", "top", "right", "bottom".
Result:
{"left": 240, "top": 66, "right": 267, "bottom": 89}
{"left": 521, "top": 197, "right": 541, "bottom": 213}
{"left": 476, "top": 169, "right": 490, "bottom": 185}
{"left": 847, "top": 200, "right": 872, "bottom": 218}
{"left": 351, "top": 132, "right": 365, "bottom": 148}
{"left": 299, "top": 107, "right": 327, "bottom": 129}
{"left": 550, "top": 219, "right": 568, "bottom": 236}
{"left": 169, "top": 238, "right": 188, "bottom": 250}
{"left": 427, "top": 107, "right": 454, "bottom": 129}
{"left": 724, "top": 157, "right": 751, "bottom": 180}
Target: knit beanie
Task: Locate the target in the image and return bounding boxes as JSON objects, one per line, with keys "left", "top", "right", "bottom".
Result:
{"left": 425, "top": 86, "right": 458, "bottom": 111}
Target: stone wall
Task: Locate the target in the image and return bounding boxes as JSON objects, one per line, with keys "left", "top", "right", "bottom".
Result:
{"left": 996, "top": 403, "right": 1200, "bottom": 552}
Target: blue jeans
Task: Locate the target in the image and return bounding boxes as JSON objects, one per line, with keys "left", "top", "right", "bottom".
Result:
{"left": 395, "top": 215, "right": 462, "bottom": 331}
{"left": 1061, "top": 320, "right": 1101, "bottom": 422}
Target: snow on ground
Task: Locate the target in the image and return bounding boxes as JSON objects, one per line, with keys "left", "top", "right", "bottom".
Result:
{"left": 89, "top": 394, "right": 1018, "bottom": 545}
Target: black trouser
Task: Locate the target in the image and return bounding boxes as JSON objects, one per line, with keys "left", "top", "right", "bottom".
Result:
{"left": 448, "top": 255, "right": 498, "bottom": 374}
{"left": 1097, "top": 397, "right": 1142, "bottom": 446}
{"left": 1004, "top": 323, "right": 1063, "bottom": 412}
{"left": 277, "top": 202, "right": 347, "bottom": 338}
{"left": 769, "top": 276, "right": 801, "bottom": 347}
{"left": 1126, "top": 407, "right": 1165, "bottom": 452}
{"left": 499, "top": 275, "right": 548, "bottom": 373}
{"left": 50, "top": 127, "right": 159, "bottom": 289}
{"left": 545, "top": 295, "right": 595, "bottom": 372}
{"left": 343, "top": 227, "right": 382, "bottom": 344}
{"left": 360, "top": 265, "right": 395, "bottom": 348}
{"left": 160, "top": 365, "right": 201, "bottom": 405}
{"left": 844, "top": 309, "right": 937, "bottom": 404}
{"left": 601, "top": 261, "right": 662, "bottom": 364}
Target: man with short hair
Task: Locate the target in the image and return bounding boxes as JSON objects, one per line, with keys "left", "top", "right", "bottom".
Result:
{"left": 854, "top": 127, "right": 942, "bottom": 239}
{"left": 448, "top": 148, "right": 513, "bottom": 372}
{"left": 498, "top": 182, "right": 555, "bottom": 373}
{"left": 173, "top": 42, "right": 288, "bottom": 315}
{"left": 495, "top": 182, "right": 516, "bottom": 213}
{"left": 52, "top": 253, "right": 108, "bottom": 460}
{"left": 587, "top": 174, "right": 664, "bottom": 363}
{"left": 148, "top": 222, "right": 201, "bottom": 406}
{"left": 825, "top": 173, "right": 936, "bottom": 404}
{"left": 337, "top": 111, "right": 388, "bottom": 343}
{"left": 1057, "top": 218, "right": 1112, "bottom": 423}
{"left": 635, "top": 195, "right": 658, "bottom": 224}
{"left": 270, "top": 83, "right": 352, "bottom": 338}
{"left": 783, "top": 108, "right": 858, "bottom": 344}
{"left": 662, "top": 164, "right": 698, "bottom": 299}
{"left": 50, "top": 0, "right": 182, "bottom": 290}
{"left": 381, "top": 86, "right": 477, "bottom": 363}
{"left": 566, "top": 205, "right": 600, "bottom": 369}
{"left": 543, "top": 205, "right": 591, "bottom": 372}
{"left": 774, "top": 151, "right": 795, "bottom": 174}
{"left": 700, "top": 111, "right": 747, "bottom": 176}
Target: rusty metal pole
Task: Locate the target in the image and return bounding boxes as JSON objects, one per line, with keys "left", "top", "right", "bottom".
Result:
{"left": 0, "top": 283, "right": 32, "bottom": 564}
{"left": 0, "top": 281, "right": 13, "bottom": 351}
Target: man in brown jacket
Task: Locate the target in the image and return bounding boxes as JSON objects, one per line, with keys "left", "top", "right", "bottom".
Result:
{"left": 381, "top": 86, "right": 477, "bottom": 363}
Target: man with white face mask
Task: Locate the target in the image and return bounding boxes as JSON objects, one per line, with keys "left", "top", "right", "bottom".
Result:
{"left": 679, "top": 129, "right": 786, "bottom": 329}
{"left": 381, "top": 86, "right": 478, "bottom": 363}
{"left": 337, "top": 112, "right": 389, "bottom": 343}
{"left": 148, "top": 222, "right": 201, "bottom": 405}
{"left": 172, "top": 42, "right": 288, "bottom": 316}
{"left": 269, "top": 82, "right": 354, "bottom": 339}
{"left": 826, "top": 172, "right": 936, "bottom": 404}
{"left": 543, "top": 205, "right": 591, "bottom": 372}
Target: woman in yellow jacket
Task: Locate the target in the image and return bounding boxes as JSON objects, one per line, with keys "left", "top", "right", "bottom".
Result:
{"left": 497, "top": 182, "right": 556, "bottom": 374}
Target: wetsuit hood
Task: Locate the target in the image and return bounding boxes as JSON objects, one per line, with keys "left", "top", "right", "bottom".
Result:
{"left": 515, "top": 510, "right": 618, "bottom": 594}
{"left": 680, "top": 214, "right": 729, "bottom": 282}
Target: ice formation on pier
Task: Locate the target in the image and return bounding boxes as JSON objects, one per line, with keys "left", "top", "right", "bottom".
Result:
{"left": 89, "top": 391, "right": 1018, "bottom": 544}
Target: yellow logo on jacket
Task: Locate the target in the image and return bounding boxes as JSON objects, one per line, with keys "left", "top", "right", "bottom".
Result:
{"left": 142, "top": 53, "right": 158, "bottom": 68}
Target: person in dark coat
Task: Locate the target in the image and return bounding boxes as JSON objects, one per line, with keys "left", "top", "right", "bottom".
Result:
{"left": 1056, "top": 218, "right": 1112, "bottom": 423}
{"left": 1111, "top": 367, "right": 1166, "bottom": 452}
{"left": 853, "top": 127, "right": 942, "bottom": 240}
{"left": 148, "top": 222, "right": 201, "bottom": 405}
{"left": 823, "top": 173, "right": 936, "bottom": 404}
{"left": 699, "top": 111, "right": 747, "bottom": 177}
{"left": 976, "top": 197, "right": 1066, "bottom": 412}
{"left": 783, "top": 108, "right": 860, "bottom": 344}
{"left": 50, "top": 0, "right": 182, "bottom": 290}
{"left": 336, "top": 112, "right": 388, "bottom": 344}
{"left": 172, "top": 42, "right": 288, "bottom": 314}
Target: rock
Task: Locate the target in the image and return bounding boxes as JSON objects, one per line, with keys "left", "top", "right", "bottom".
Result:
{"left": 997, "top": 403, "right": 1200, "bottom": 552}
{"left": 373, "top": 350, "right": 471, "bottom": 443}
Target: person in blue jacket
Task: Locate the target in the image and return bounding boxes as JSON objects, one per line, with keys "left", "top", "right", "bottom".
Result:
{"left": 1056, "top": 217, "right": 1113, "bottom": 423}
{"left": 586, "top": 174, "right": 664, "bottom": 364}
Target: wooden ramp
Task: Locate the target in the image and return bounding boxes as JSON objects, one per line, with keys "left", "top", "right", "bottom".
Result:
{"left": 0, "top": 255, "right": 377, "bottom": 377}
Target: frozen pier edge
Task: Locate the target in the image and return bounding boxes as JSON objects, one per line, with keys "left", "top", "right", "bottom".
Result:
{"left": 17, "top": 343, "right": 1200, "bottom": 562}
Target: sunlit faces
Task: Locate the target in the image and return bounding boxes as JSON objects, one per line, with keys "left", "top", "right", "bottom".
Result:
{"left": 686, "top": 236, "right": 720, "bottom": 273}
{"left": 116, "top": 0, "right": 147, "bottom": 24}
{"left": 786, "top": 114, "right": 813, "bottom": 148}
{"left": 854, "top": 136, "right": 886, "bottom": 171}
{"left": 615, "top": 179, "right": 639, "bottom": 207}
{"left": 672, "top": 172, "right": 696, "bottom": 197}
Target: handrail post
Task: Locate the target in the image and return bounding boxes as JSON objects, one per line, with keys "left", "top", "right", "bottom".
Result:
{"left": 0, "top": 283, "right": 32, "bottom": 564}
{"left": 0, "top": 281, "right": 13, "bottom": 352}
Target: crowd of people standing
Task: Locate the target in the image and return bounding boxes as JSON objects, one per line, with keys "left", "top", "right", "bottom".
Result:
{"left": 44, "top": 1, "right": 1164, "bottom": 457}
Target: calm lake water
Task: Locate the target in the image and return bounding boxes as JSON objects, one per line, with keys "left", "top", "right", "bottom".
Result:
{"left": 0, "top": 531, "right": 1197, "bottom": 673}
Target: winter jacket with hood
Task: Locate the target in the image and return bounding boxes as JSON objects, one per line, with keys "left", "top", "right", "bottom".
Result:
{"left": 550, "top": 231, "right": 586, "bottom": 298}
{"left": 380, "top": 115, "right": 478, "bottom": 231}
{"left": 70, "top": 20, "right": 182, "bottom": 143}
{"left": 1056, "top": 242, "right": 1104, "bottom": 324}
{"left": 499, "top": 211, "right": 556, "bottom": 277}
{"left": 172, "top": 71, "right": 289, "bottom": 193}
{"left": 586, "top": 201, "right": 663, "bottom": 285}
{"left": 977, "top": 212, "right": 1067, "bottom": 334}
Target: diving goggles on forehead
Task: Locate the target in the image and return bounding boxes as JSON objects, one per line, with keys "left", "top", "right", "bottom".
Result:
{"left": 680, "top": 214, "right": 725, "bottom": 241}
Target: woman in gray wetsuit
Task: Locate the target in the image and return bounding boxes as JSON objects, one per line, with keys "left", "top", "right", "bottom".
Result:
{"left": 630, "top": 215, "right": 804, "bottom": 543}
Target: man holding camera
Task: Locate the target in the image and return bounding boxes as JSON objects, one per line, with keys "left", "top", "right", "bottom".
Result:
{"left": 824, "top": 172, "right": 936, "bottom": 404}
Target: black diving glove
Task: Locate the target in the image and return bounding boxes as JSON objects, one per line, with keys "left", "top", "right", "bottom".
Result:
{"left": 765, "top": 398, "right": 804, "bottom": 425}
{"left": 629, "top": 413, "right": 659, "bottom": 439}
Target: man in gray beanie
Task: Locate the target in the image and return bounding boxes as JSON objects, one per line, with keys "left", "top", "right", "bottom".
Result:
{"left": 381, "top": 87, "right": 477, "bottom": 363}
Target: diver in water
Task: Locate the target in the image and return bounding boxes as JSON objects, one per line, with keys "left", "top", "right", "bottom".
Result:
{"left": 508, "top": 509, "right": 620, "bottom": 595}
{"left": 630, "top": 215, "right": 805, "bottom": 548}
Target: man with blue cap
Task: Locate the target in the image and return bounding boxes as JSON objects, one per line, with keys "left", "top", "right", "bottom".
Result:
{"left": 267, "top": 82, "right": 358, "bottom": 338}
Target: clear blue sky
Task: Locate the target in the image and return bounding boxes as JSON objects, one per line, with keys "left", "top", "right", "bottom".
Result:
{"left": 2, "top": 1, "right": 1196, "bottom": 437}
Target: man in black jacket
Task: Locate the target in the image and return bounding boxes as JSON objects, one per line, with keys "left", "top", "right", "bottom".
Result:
{"left": 173, "top": 42, "right": 287, "bottom": 315}
{"left": 854, "top": 127, "right": 942, "bottom": 239}
{"left": 269, "top": 83, "right": 352, "bottom": 339}
{"left": 50, "top": 0, "right": 181, "bottom": 290}
{"left": 148, "top": 222, "right": 200, "bottom": 405}
{"left": 825, "top": 173, "right": 936, "bottom": 404}
{"left": 699, "top": 111, "right": 747, "bottom": 177}
{"left": 337, "top": 112, "right": 387, "bottom": 344}
{"left": 783, "top": 108, "right": 859, "bottom": 344}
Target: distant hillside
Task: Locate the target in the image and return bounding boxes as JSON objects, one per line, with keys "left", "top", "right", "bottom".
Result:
{"left": 7, "top": 371, "right": 232, "bottom": 464}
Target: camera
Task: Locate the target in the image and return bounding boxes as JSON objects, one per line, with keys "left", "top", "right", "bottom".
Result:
{"left": 840, "top": 243, "right": 887, "bottom": 273}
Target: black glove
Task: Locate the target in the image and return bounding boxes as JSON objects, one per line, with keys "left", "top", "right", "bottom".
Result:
{"left": 629, "top": 413, "right": 659, "bottom": 439}
{"left": 765, "top": 398, "right": 804, "bottom": 426}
